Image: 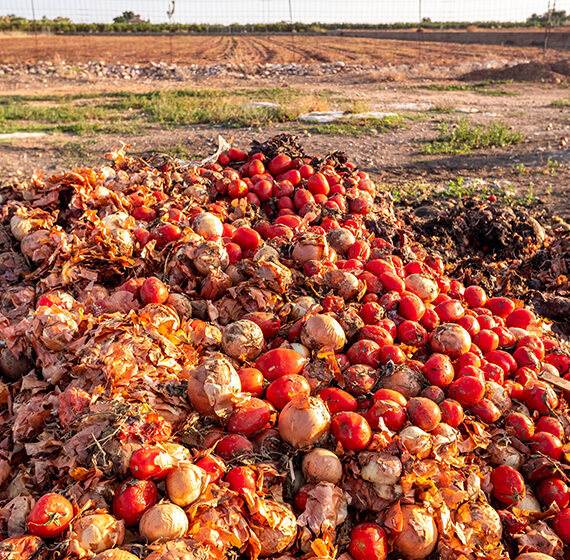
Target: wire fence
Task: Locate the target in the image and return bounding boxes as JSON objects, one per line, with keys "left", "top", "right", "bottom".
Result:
{"left": 1, "top": 0, "right": 569, "bottom": 26}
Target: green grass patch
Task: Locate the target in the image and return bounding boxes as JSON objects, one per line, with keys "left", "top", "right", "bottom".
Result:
{"left": 305, "top": 115, "right": 403, "bottom": 137}
{"left": 549, "top": 98, "right": 570, "bottom": 108}
{"left": 421, "top": 119, "right": 524, "bottom": 155}
{"left": 422, "top": 80, "right": 515, "bottom": 96}
{"left": 0, "top": 87, "right": 361, "bottom": 135}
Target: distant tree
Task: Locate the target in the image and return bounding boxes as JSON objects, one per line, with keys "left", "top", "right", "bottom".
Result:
{"left": 113, "top": 11, "right": 147, "bottom": 24}
{"left": 526, "top": 10, "right": 569, "bottom": 26}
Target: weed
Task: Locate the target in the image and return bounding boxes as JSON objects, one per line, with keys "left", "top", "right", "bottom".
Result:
{"left": 305, "top": 115, "right": 403, "bottom": 137}
{"left": 549, "top": 98, "right": 570, "bottom": 108}
{"left": 422, "top": 80, "right": 514, "bottom": 96}
{"left": 421, "top": 119, "right": 524, "bottom": 155}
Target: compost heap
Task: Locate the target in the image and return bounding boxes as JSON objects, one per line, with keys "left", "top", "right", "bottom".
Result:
{"left": 0, "top": 135, "right": 569, "bottom": 560}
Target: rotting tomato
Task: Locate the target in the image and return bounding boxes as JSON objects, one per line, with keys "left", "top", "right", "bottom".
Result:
{"left": 447, "top": 376, "right": 485, "bottom": 407}
{"left": 215, "top": 434, "right": 254, "bottom": 461}
{"left": 266, "top": 374, "right": 310, "bottom": 410}
{"left": 331, "top": 411, "right": 372, "bottom": 451}
{"left": 439, "top": 399, "right": 464, "bottom": 428}
{"left": 130, "top": 447, "right": 174, "bottom": 480}
{"left": 530, "top": 431, "right": 563, "bottom": 460}
{"left": 366, "top": 400, "right": 406, "bottom": 432}
{"left": 553, "top": 508, "right": 570, "bottom": 544}
{"left": 227, "top": 398, "right": 275, "bottom": 437}
{"left": 406, "top": 397, "right": 442, "bottom": 432}
{"left": 490, "top": 465, "right": 525, "bottom": 506}
{"left": 27, "top": 493, "right": 74, "bottom": 539}
{"left": 195, "top": 455, "right": 225, "bottom": 483}
{"left": 349, "top": 522, "right": 388, "bottom": 560}
{"left": 536, "top": 416, "right": 564, "bottom": 440}
{"left": 237, "top": 367, "right": 265, "bottom": 398}
{"left": 524, "top": 380, "right": 559, "bottom": 415}
{"left": 225, "top": 466, "right": 258, "bottom": 496}
{"left": 537, "top": 478, "right": 570, "bottom": 509}
{"left": 504, "top": 412, "right": 535, "bottom": 441}
{"left": 113, "top": 478, "right": 158, "bottom": 527}
{"left": 423, "top": 353, "right": 455, "bottom": 388}
{"left": 139, "top": 277, "right": 169, "bottom": 305}
{"left": 317, "top": 387, "right": 358, "bottom": 415}
{"left": 255, "top": 348, "right": 307, "bottom": 381}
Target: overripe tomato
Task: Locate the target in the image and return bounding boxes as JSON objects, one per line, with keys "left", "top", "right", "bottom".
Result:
{"left": 139, "top": 277, "right": 169, "bottom": 305}
{"left": 447, "top": 376, "right": 485, "bottom": 406}
{"left": 490, "top": 465, "right": 525, "bottom": 506}
{"left": 524, "top": 380, "right": 559, "bottom": 415}
{"left": 331, "top": 411, "right": 372, "bottom": 451}
{"left": 129, "top": 447, "right": 174, "bottom": 480}
{"left": 537, "top": 478, "right": 570, "bottom": 509}
{"left": 536, "top": 416, "right": 564, "bottom": 440}
{"left": 215, "top": 434, "right": 254, "bottom": 460}
{"left": 113, "top": 478, "right": 157, "bottom": 526}
{"left": 255, "top": 348, "right": 307, "bottom": 381}
{"left": 349, "top": 522, "right": 388, "bottom": 560}
{"left": 406, "top": 397, "right": 441, "bottom": 432}
{"left": 225, "top": 466, "right": 258, "bottom": 496}
{"left": 227, "top": 398, "right": 275, "bottom": 437}
{"left": 28, "top": 493, "right": 74, "bottom": 538}
{"left": 530, "top": 432, "right": 563, "bottom": 460}
{"left": 439, "top": 399, "right": 464, "bottom": 428}
{"left": 366, "top": 400, "right": 406, "bottom": 432}
{"left": 265, "top": 374, "right": 310, "bottom": 410}
{"left": 194, "top": 455, "right": 225, "bottom": 483}
{"left": 423, "top": 353, "right": 455, "bottom": 388}
{"left": 504, "top": 412, "right": 535, "bottom": 441}
{"left": 373, "top": 388, "right": 407, "bottom": 407}
{"left": 237, "top": 367, "right": 265, "bottom": 397}
{"left": 318, "top": 387, "right": 358, "bottom": 414}
{"left": 553, "top": 508, "right": 570, "bottom": 544}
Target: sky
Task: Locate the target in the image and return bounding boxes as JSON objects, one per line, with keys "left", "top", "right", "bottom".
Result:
{"left": 1, "top": 0, "right": 569, "bottom": 25}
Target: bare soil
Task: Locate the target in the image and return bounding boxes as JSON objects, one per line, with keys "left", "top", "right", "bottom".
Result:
{"left": 0, "top": 35, "right": 568, "bottom": 218}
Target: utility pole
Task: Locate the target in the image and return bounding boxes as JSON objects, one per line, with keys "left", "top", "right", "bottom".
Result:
{"left": 419, "top": 0, "right": 422, "bottom": 23}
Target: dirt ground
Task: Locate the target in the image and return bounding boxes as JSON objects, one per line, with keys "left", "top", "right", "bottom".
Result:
{"left": 0, "top": 34, "right": 568, "bottom": 218}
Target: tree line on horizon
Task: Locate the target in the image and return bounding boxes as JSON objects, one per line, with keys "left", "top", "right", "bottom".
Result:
{"left": 0, "top": 10, "right": 568, "bottom": 34}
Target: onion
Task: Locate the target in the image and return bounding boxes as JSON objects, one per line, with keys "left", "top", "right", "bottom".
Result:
{"left": 186, "top": 354, "right": 241, "bottom": 418}
{"left": 391, "top": 504, "right": 438, "bottom": 559}
{"left": 278, "top": 396, "right": 330, "bottom": 449}
{"left": 222, "top": 320, "right": 265, "bottom": 361}
{"left": 249, "top": 500, "right": 297, "bottom": 557}
{"left": 430, "top": 323, "right": 471, "bottom": 358}
{"left": 399, "top": 426, "right": 432, "bottom": 459}
{"left": 20, "top": 230, "right": 53, "bottom": 262}
{"left": 70, "top": 514, "right": 125, "bottom": 554}
{"left": 37, "top": 307, "right": 79, "bottom": 351}
{"left": 485, "top": 381, "right": 512, "bottom": 413}
{"left": 10, "top": 215, "right": 34, "bottom": 241}
{"left": 193, "top": 241, "right": 229, "bottom": 275}
{"left": 517, "top": 489, "right": 542, "bottom": 512}
{"left": 92, "top": 551, "right": 140, "bottom": 560}
{"left": 289, "top": 297, "right": 317, "bottom": 321}
{"left": 166, "top": 294, "right": 193, "bottom": 318}
{"left": 139, "top": 503, "right": 189, "bottom": 543}
{"left": 160, "top": 443, "right": 192, "bottom": 463}
{"left": 405, "top": 274, "right": 439, "bottom": 302}
{"left": 359, "top": 452, "right": 402, "bottom": 486}
{"left": 302, "top": 448, "right": 342, "bottom": 484}
{"left": 324, "top": 269, "right": 361, "bottom": 300}
{"left": 192, "top": 212, "right": 223, "bottom": 238}
{"left": 326, "top": 228, "right": 355, "bottom": 254}
{"left": 514, "top": 554, "right": 557, "bottom": 560}
{"left": 166, "top": 462, "right": 208, "bottom": 507}
{"left": 455, "top": 501, "right": 502, "bottom": 548}
{"left": 487, "top": 440, "right": 524, "bottom": 469}
{"left": 301, "top": 315, "right": 346, "bottom": 351}
{"left": 378, "top": 364, "right": 424, "bottom": 398}
{"left": 254, "top": 246, "right": 280, "bottom": 261}
{"left": 509, "top": 327, "right": 530, "bottom": 341}
{"left": 292, "top": 233, "right": 329, "bottom": 265}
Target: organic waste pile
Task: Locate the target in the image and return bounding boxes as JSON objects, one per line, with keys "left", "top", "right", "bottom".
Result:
{"left": 0, "top": 135, "right": 569, "bottom": 560}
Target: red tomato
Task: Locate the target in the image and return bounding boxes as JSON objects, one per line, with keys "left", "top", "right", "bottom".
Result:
{"left": 28, "top": 493, "right": 74, "bottom": 538}
{"left": 343, "top": 364, "right": 377, "bottom": 396}
{"left": 243, "top": 312, "right": 281, "bottom": 340}
{"left": 399, "top": 293, "right": 426, "bottom": 321}
{"left": 255, "top": 348, "right": 307, "bottom": 381}
{"left": 237, "top": 367, "right": 265, "bottom": 397}
{"left": 472, "top": 330, "right": 499, "bottom": 354}
{"left": 506, "top": 308, "right": 536, "bottom": 329}
{"left": 366, "top": 400, "right": 406, "bottom": 432}
{"left": 531, "top": 432, "right": 563, "bottom": 460}
{"left": 194, "top": 455, "right": 225, "bottom": 483}
{"left": 227, "top": 398, "right": 274, "bottom": 437}
{"left": 379, "top": 345, "right": 406, "bottom": 365}
{"left": 420, "top": 385, "right": 445, "bottom": 403}
{"left": 232, "top": 227, "right": 261, "bottom": 251}
{"left": 423, "top": 353, "right": 455, "bottom": 388}
{"left": 397, "top": 320, "right": 428, "bottom": 347}
{"left": 132, "top": 206, "right": 157, "bottom": 222}
{"left": 347, "top": 340, "right": 381, "bottom": 368}
{"left": 439, "top": 399, "right": 464, "bottom": 428}
{"left": 486, "top": 297, "right": 515, "bottom": 319}
{"left": 469, "top": 399, "right": 501, "bottom": 423}
{"left": 420, "top": 308, "right": 440, "bottom": 331}
{"left": 553, "top": 508, "right": 570, "bottom": 544}
{"left": 113, "top": 478, "right": 157, "bottom": 526}
{"left": 504, "top": 412, "right": 534, "bottom": 441}
{"left": 225, "top": 466, "right": 258, "bottom": 496}
{"left": 464, "top": 285, "right": 487, "bottom": 308}
{"left": 228, "top": 147, "right": 247, "bottom": 161}
{"left": 359, "top": 325, "right": 393, "bottom": 347}
{"left": 524, "top": 380, "right": 559, "bottom": 415}
{"left": 536, "top": 416, "right": 564, "bottom": 440}
{"left": 215, "top": 434, "right": 254, "bottom": 460}
{"left": 349, "top": 522, "right": 388, "bottom": 560}
{"left": 316, "top": 387, "right": 356, "bottom": 415}
{"left": 130, "top": 447, "right": 174, "bottom": 480}
{"left": 307, "top": 172, "right": 330, "bottom": 196}
{"left": 537, "top": 478, "right": 570, "bottom": 509}
{"left": 139, "top": 277, "right": 169, "bottom": 305}
{"left": 331, "top": 411, "right": 372, "bottom": 451}
{"left": 152, "top": 223, "right": 181, "bottom": 248}
{"left": 435, "top": 299, "right": 465, "bottom": 322}
{"left": 373, "top": 388, "right": 407, "bottom": 407}
{"left": 490, "top": 465, "right": 525, "bottom": 506}
{"left": 447, "top": 376, "right": 485, "bottom": 406}
{"left": 268, "top": 154, "right": 292, "bottom": 176}
{"left": 406, "top": 397, "right": 441, "bottom": 432}
{"left": 265, "top": 374, "right": 310, "bottom": 410}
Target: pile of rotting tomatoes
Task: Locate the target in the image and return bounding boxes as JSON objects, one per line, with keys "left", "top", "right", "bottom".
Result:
{"left": 0, "top": 137, "right": 569, "bottom": 560}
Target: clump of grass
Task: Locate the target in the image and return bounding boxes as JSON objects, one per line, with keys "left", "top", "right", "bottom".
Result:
{"left": 549, "top": 98, "right": 570, "bottom": 108}
{"left": 421, "top": 119, "right": 524, "bottom": 155}
{"left": 422, "top": 80, "right": 514, "bottom": 96}
{"left": 306, "top": 115, "right": 403, "bottom": 137}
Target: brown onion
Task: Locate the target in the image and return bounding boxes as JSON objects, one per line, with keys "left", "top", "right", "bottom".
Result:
{"left": 359, "top": 452, "right": 402, "bottom": 486}
{"left": 301, "top": 314, "right": 346, "bottom": 351}
{"left": 324, "top": 269, "right": 361, "bottom": 300}
{"left": 166, "top": 462, "right": 208, "bottom": 507}
{"left": 405, "top": 274, "right": 439, "bottom": 302}
{"left": 455, "top": 501, "right": 502, "bottom": 548}
{"left": 139, "top": 503, "right": 189, "bottom": 543}
{"left": 10, "top": 215, "right": 35, "bottom": 241}
{"left": 187, "top": 354, "right": 241, "bottom": 418}
{"left": 515, "top": 554, "right": 557, "bottom": 560}
{"left": 278, "top": 396, "right": 330, "bottom": 449}
{"left": 70, "top": 514, "right": 125, "bottom": 555}
{"left": 193, "top": 241, "right": 229, "bottom": 275}
{"left": 249, "top": 500, "right": 297, "bottom": 557}
{"left": 391, "top": 505, "right": 438, "bottom": 559}
{"left": 487, "top": 440, "right": 524, "bottom": 469}
{"left": 166, "top": 294, "right": 193, "bottom": 318}
{"left": 289, "top": 296, "right": 318, "bottom": 321}
{"left": 378, "top": 364, "right": 424, "bottom": 398}
{"left": 192, "top": 212, "right": 223, "bottom": 238}
{"left": 0, "top": 348, "right": 32, "bottom": 381}
{"left": 326, "top": 228, "right": 355, "bottom": 254}
{"left": 517, "top": 490, "right": 541, "bottom": 512}
{"left": 399, "top": 426, "right": 432, "bottom": 459}
{"left": 292, "top": 234, "right": 329, "bottom": 265}
{"left": 302, "top": 448, "right": 342, "bottom": 484}
{"left": 222, "top": 320, "right": 265, "bottom": 361}
{"left": 430, "top": 323, "right": 471, "bottom": 358}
